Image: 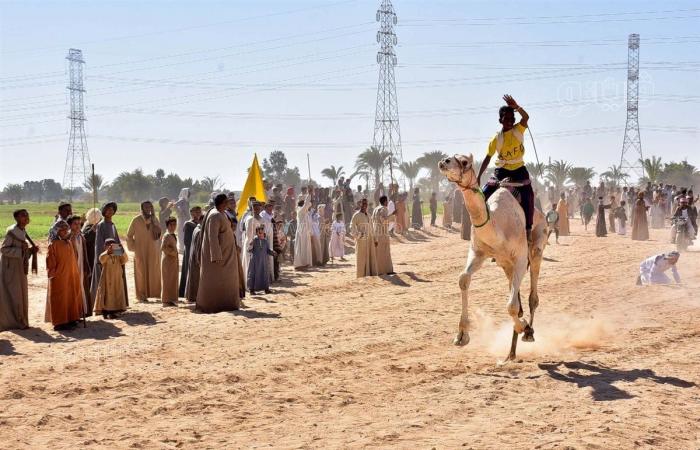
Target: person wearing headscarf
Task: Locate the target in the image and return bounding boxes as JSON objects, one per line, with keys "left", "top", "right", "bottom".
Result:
{"left": 174, "top": 188, "right": 191, "bottom": 253}
{"left": 90, "top": 202, "right": 128, "bottom": 307}
{"left": 196, "top": 194, "right": 241, "bottom": 313}
{"left": 126, "top": 201, "right": 162, "bottom": 302}
{"left": 0, "top": 209, "right": 37, "bottom": 331}
{"left": 294, "top": 187, "right": 314, "bottom": 269}
{"left": 631, "top": 192, "right": 649, "bottom": 241}
{"left": 82, "top": 208, "right": 102, "bottom": 272}
{"left": 242, "top": 201, "right": 264, "bottom": 278}
{"left": 45, "top": 220, "right": 83, "bottom": 330}
{"left": 637, "top": 252, "right": 681, "bottom": 285}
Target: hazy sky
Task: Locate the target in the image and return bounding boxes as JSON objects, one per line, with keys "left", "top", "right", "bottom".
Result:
{"left": 1, "top": 0, "right": 698, "bottom": 191}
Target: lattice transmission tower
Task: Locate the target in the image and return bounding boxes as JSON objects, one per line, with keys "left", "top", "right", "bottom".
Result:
{"left": 372, "top": 0, "right": 403, "bottom": 184}
{"left": 619, "top": 34, "right": 643, "bottom": 179}
{"left": 63, "top": 48, "right": 92, "bottom": 200}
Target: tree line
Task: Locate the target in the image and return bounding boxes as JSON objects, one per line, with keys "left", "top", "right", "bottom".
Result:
{"left": 2, "top": 151, "right": 697, "bottom": 205}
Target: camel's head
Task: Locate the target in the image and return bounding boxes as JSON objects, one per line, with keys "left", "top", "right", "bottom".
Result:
{"left": 438, "top": 154, "right": 477, "bottom": 188}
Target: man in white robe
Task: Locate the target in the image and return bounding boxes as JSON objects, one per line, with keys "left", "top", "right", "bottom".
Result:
{"left": 242, "top": 202, "right": 263, "bottom": 279}
{"left": 260, "top": 202, "right": 276, "bottom": 281}
{"left": 637, "top": 252, "right": 681, "bottom": 285}
{"left": 294, "top": 188, "right": 314, "bottom": 269}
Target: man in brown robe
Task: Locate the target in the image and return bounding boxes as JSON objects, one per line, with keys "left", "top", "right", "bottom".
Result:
{"left": 68, "top": 215, "right": 93, "bottom": 316}
{"left": 45, "top": 221, "right": 83, "bottom": 330}
{"left": 196, "top": 194, "right": 241, "bottom": 313}
{"left": 0, "top": 209, "right": 37, "bottom": 331}
{"left": 126, "top": 201, "right": 162, "bottom": 302}
{"left": 350, "top": 199, "right": 378, "bottom": 278}
{"left": 372, "top": 196, "right": 395, "bottom": 275}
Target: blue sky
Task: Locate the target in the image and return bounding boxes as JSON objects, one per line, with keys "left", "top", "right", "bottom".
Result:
{"left": 1, "top": 0, "right": 698, "bottom": 190}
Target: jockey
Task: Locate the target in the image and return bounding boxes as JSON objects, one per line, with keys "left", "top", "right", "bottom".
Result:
{"left": 477, "top": 94, "right": 535, "bottom": 245}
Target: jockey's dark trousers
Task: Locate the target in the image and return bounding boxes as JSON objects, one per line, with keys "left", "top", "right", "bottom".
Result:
{"left": 481, "top": 166, "right": 535, "bottom": 231}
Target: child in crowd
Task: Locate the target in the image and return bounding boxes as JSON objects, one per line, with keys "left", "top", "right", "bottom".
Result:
{"left": 329, "top": 213, "right": 346, "bottom": 261}
{"left": 94, "top": 238, "right": 129, "bottom": 319}
{"left": 545, "top": 203, "right": 560, "bottom": 244}
{"left": 161, "top": 217, "right": 179, "bottom": 306}
{"left": 248, "top": 225, "right": 276, "bottom": 295}
{"left": 45, "top": 220, "right": 83, "bottom": 330}
{"left": 614, "top": 200, "right": 628, "bottom": 236}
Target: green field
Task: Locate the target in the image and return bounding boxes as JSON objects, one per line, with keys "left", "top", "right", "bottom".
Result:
{"left": 0, "top": 202, "right": 143, "bottom": 241}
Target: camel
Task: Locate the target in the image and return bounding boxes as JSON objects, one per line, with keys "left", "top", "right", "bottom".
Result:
{"left": 438, "top": 154, "right": 548, "bottom": 361}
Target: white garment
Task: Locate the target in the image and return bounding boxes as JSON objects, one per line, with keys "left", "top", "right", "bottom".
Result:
{"left": 639, "top": 254, "right": 681, "bottom": 285}
{"left": 175, "top": 188, "right": 191, "bottom": 253}
{"left": 260, "top": 210, "right": 275, "bottom": 281}
{"left": 387, "top": 200, "right": 396, "bottom": 233}
{"left": 73, "top": 235, "right": 88, "bottom": 312}
{"left": 242, "top": 215, "right": 263, "bottom": 278}
{"left": 616, "top": 219, "right": 626, "bottom": 236}
{"left": 329, "top": 221, "right": 346, "bottom": 258}
{"left": 294, "top": 195, "right": 313, "bottom": 268}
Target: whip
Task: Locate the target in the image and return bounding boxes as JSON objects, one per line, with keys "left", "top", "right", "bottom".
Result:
{"left": 527, "top": 127, "right": 544, "bottom": 180}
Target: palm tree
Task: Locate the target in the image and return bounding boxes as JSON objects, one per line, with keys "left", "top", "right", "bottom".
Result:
{"left": 200, "top": 176, "right": 223, "bottom": 193}
{"left": 639, "top": 156, "right": 663, "bottom": 184}
{"left": 545, "top": 160, "right": 572, "bottom": 193}
{"left": 83, "top": 173, "right": 105, "bottom": 202}
{"left": 416, "top": 150, "right": 448, "bottom": 193}
{"left": 525, "top": 161, "right": 546, "bottom": 181}
{"left": 321, "top": 165, "right": 345, "bottom": 186}
{"left": 600, "top": 165, "right": 629, "bottom": 190}
{"left": 355, "top": 146, "right": 391, "bottom": 190}
{"left": 398, "top": 160, "right": 422, "bottom": 192}
{"left": 567, "top": 167, "right": 596, "bottom": 188}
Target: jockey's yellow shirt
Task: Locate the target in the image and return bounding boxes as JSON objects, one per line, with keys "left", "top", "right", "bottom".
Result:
{"left": 487, "top": 123, "right": 527, "bottom": 171}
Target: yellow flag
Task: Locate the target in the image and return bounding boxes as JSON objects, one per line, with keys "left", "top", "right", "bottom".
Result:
{"left": 237, "top": 154, "right": 267, "bottom": 219}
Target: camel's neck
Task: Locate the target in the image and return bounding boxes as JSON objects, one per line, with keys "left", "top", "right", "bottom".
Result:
{"left": 460, "top": 186, "right": 490, "bottom": 230}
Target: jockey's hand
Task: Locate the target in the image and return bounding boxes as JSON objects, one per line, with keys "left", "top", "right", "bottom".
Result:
{"left": 503, "top": 94, "right": 519, "bottom": 109}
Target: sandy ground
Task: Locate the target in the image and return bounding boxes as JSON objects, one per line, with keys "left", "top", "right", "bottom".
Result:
{"left": 1, "top": 219, "right": 699, "bottom": 449}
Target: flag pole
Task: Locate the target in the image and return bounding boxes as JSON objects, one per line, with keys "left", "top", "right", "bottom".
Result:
{"left": 91, "top": 163, "right": 97, "bottom": 210}
{"left": 307, "top": 153, "right": 312, "bottom": 185}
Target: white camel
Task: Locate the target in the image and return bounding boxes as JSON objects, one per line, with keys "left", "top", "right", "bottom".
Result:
{"left": 438, "top": 154, "right": 548, "bottom": 361}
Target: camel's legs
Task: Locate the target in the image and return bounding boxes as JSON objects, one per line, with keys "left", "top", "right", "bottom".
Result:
{"left": 506, "top": 258, "right": 528, "bottom": 336}
{"left": 523, "top": 235, "right": 544, "bottom": 343}
{"left": 454, "top": 248, "right": 485, "bottom": 346}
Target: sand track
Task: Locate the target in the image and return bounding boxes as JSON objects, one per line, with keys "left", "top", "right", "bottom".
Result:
{"left": 1, "top": 221, "right": 698, "bottom": 449}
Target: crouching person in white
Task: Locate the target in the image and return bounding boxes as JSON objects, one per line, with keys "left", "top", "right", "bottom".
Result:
{"left": 637, "top": 251, "right": 681, "bottom": 285}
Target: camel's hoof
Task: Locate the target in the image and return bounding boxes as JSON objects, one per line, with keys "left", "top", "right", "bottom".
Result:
{"left": 522, "top": 326, "right": 535, "bottom": 342}
{"left": 497, "top": 355, "right": 516, "bottom": 366}
{"left": 453, "top": 332, "right": 470, "bottom": 346}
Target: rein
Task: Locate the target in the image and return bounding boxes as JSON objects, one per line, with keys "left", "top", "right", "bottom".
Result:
{"left": 469, "top": 187, "right": 491, "bottom": 228}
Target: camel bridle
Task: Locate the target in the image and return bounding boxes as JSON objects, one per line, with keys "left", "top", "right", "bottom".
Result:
{"left": 455, "top": 156, "right": 491, "bottom": 228}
